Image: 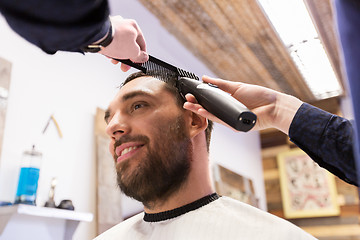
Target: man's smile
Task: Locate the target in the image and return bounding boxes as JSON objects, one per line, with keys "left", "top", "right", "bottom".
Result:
{"left": 115, "top": 142, "right": 145, "bottom": 163}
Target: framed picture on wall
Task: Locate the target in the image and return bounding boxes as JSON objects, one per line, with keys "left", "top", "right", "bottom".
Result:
{"left": 212, "top": 164, "right": 259, "bottom": 208}
{"left": 277, "top": 148, "right": 340, "bottom": 219}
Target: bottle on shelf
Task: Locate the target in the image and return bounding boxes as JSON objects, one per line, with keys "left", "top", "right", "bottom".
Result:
{"left": 14, "top": 145, "right": 42, "bottom": 205}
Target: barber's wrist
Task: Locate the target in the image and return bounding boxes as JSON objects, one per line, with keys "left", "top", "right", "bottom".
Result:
{"left": 274, "top": 93, "right": 303, "bottom": 135}
{"left": 81, "top": 21, "right": 114, "bottom": 53}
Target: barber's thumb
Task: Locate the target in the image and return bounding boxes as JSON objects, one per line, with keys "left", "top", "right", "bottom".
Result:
{"left": 133, "top": 51, "right": 149, "bottom": 63}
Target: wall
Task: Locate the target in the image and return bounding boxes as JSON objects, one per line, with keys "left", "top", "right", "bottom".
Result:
{"left": 210, "top": 124, "right": 265, "bottom": 209}
{"left": 0, "top": 1, "right": 264, "bottom": 238}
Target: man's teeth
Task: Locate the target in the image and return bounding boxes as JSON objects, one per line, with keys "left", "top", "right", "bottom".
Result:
{"left": 120, "top": 146, "right": 139, "bottom": 156}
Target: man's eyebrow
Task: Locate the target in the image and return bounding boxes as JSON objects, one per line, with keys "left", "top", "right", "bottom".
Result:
{"left": 104, "top": 91, "right": 155, "bottom": 123}
{"left": 121, "top": 90, "right": 155, "bottom": 102}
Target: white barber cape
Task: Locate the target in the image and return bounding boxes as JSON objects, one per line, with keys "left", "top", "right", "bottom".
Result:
{"left": 94, "top": 194, "right": 316, "bottom": 240}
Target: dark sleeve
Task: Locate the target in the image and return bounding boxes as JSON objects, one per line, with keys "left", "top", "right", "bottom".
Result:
{"left": 289, "top": 103, "right": 358, "bottom": 186}
{"left": 0, "top": 0, "right": 110, "bottom": 54}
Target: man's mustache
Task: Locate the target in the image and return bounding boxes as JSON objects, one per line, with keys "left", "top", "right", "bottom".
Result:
{"left": 113, "top": 135, "right": 150, "bottom": 156}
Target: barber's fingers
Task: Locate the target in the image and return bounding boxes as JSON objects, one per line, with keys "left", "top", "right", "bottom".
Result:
{"left": 135, "top": 26, "right": 147, "bottom": 52}
{"left": 110, "top": 58, "right": 119, "bottom": 64}
{"left": 202, "top": 75, "right": 241, "bottom": 96}
{"left": 183, "top": 94, "right": 215, "bottom": 119}
{"left": 183, "top": 94, "right": 227, "bottom": 126}
{"left": 130, "top": 50, "right": 149, "bottom": 63}
{"left": 108, "top": 54, "right": 143, "bottom": 72}
{"left": 107, "top": 57, "right": 131, "bottom": 72}
{"left": 121, "top": 63, "right": 131, "bottom": 72}
{"left": 124, "top": 19, "right": 148, "bottom": 63}
{"left": 110, "top": 60, "right": 131, "bottom": 72}
{"left": 101, "top": 17, "right": 148, "bottom": 63}
{"left": 130, "top": 23, "right": 149, "bottom": 63}
{"left": 120, "top": 27, "right": 148, "bottom": 69}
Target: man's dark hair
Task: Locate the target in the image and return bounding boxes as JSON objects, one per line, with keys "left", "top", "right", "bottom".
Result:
{"left": 123, "top": 71, "right": 213, "bottom": 151}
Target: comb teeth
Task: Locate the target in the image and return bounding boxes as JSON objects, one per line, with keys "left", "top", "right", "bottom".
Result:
{"left": 139, "top": 60, "right": 177, "bottom": 84}
{"left": 141, "top": 60, "right": 174, "bottom": 75}
{"left": 176, "top": 68, "right": 199, "bottom": 80}
{"left": 137, "top": 56, "right": 200, "bottom": 82}
{"left": 115, "top": 55, "right": 199, "bottom": 81}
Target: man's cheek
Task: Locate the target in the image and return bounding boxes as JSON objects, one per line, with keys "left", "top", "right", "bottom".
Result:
{"left": 109, "top": 140, "right": 115, "bottom": 155}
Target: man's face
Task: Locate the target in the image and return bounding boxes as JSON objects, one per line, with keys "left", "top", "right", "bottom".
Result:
{"left": 105, "top": 76, "right": 192, "bottom": 206}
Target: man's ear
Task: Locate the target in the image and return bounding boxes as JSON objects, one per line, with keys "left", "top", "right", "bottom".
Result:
{"left": 185, "top": 110, "right": 208, "bottom": 138}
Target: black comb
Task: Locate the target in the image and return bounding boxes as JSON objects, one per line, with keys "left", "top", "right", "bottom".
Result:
{"left": 115, "top": 55, "right": 257, "bottom": 132}
{"left": 114, "top": 55, "right": 199, "bottom": 80}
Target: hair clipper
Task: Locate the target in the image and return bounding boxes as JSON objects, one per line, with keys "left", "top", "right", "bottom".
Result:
{"left": 177, "top": 77, "right": 256, "bottom": 132}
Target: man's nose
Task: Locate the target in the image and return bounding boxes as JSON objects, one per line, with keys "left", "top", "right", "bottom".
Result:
{"left": 105, "top": 112, "right": 130, "bottom": 139}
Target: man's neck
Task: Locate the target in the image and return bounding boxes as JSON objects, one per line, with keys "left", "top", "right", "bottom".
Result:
{"left": 144, "top": 149, "right": 214, "bottom": 214}
{"left": 144, "top": 183, "right": 214, "bottom": 214}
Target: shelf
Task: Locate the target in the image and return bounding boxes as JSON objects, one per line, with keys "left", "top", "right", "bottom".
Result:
{"left": 0, "top": 204, "right": 93, "bottom": 240}
{"left": 0, "top": 204, "right": 93, "bottom": 222}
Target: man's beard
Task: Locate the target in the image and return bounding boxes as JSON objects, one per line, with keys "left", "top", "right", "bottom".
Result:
{"left": 114, "top": 115, "right": 192, "bottom": 208}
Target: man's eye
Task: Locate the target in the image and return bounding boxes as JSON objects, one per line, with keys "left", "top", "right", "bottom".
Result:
{"left": 134, "top": 104, "right": 143, "bottom": 110}
{"left": 132, "top": 102, "right": 147, "bottom": 111}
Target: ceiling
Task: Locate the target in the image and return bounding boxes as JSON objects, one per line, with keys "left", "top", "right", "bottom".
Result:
{"left": 138, "top": 0, "right": 344, "bottom": 103}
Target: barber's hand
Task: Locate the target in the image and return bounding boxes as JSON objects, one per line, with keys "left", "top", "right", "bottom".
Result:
{"left": 99, "top": 16, "right": 148, "bottom": 72}
{"left": 183, "top": 75, "right": 303, "bottom": 134}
